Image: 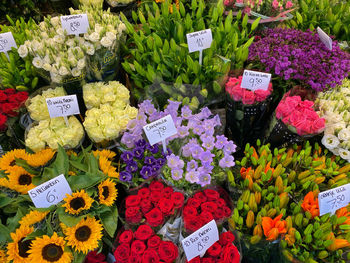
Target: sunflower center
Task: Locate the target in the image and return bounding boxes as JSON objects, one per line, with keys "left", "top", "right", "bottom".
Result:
{"left": 75, "top": 226, "right": 92, "bottom": 242}
{"left": 70, "top": 197, "right": 85, "bottom": 210}
{"left": 10, "top": 160, "right": 16, "bottom": 166}
{"left": 102, "top": 186, "right": 109, "bottom": 199}
{"left": 42, "top": 244, "right": 63, "bottom": 262}
{"left": 18, "top": 174, "right": 32, "bottom": 185}
{"left": 18, "top": 238, "right": 32, "bottom": 258}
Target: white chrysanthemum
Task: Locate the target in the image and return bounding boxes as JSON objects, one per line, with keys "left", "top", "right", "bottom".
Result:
{"left": 32, "top": 57, "right": 43, "bottom": 68}
{"left": 322, "top": 134, "right": 340, "bottom": 150}
{"left": 59, "top": 66, "right": 69, "bottom": 76}
{"left": 338, "top": 129, "right": 350, "bottom": 141}
{"left": 100, "top": 36, "right": 113, "bottom": 48}
{"left": 339, "top": 148, "right": 350, "bottom": 161}
{"left": 71, "top": 67, "right": 82, "bottom": 77}
{"left": 17, "top": 45, "right": 28, "bottom": 58}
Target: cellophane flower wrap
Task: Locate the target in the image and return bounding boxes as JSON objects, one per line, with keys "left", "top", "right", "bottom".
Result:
{"left": 225, "top": 75, "right": 273, "bottom": 149}
{"left": 113, "top": 224, "right": 180, "bottom": 263}
{"left": 316, "top": 78, "right": 350, "bottom": 161}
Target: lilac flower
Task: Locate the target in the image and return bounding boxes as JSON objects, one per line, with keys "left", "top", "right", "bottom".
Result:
{"left": 148, "top": 111, "right": 163, "bottom": 122}
{"left": 147, "top": 144, "right": 159, "bottom": 154}
{"left": 195, "top": 107, "right": 212, "bottom": 120}
{"left": 139, "top": 100, "right": 156, "bottom": 115}
{"left": 185, "top": 170, "right": 199, "bottom": 184}
{"left": 198, "top": 164, "right": 213, "bottom": 174}
{"left": 213, "top": 115, "right": 221, "bottom": 126}
{"left": 219, "top": 155, "right": 235, "bottom": 168}
{"left": 120, "top": 171, "right": 132, "bottom": 182}
{"left": 181, "top": 105, "right": 193, "bottom": 119}
{"left": 126, "top": 161, "right": 138, "bottom": 173}
{"left": 191, "top": 145, "right": 204, "bottom": 159}
{"left": 203, "top": 119, "right": 216, "bottom": 135}
{"left": 144, "top": 156, "right": 156, "bottom": 166}
{"left": 188, "top": 119, "right": 200, "bottom": 129}
{"left": 177, "top": 126, "right": 189, "bottom": 138}
{"left": 162, "top": 148, "right": 172, "bottom": 156}
{"left": 132, "top": 147, "right": 144, "bottom": 160}
{"left": 171, "top": 168, "right": 183, "bottom": 181}
{"left": 186, "top": 160, "right": 198, "bottom": 171}
{"left": 126, "top": 119, "right": 139, "bottom": 132}
{"left": 202, "top": 136, "right": 215, "bottom": 150}
{"left": 182, "top": 143, "right": 192, "bottom": 157}
{"left": 121, "top": 133, "right": 136, "bottom": 148}
{"left": 156, "top": 158, "right": 166, "bottom": 166}
{"left": 197, "top": 173, "right": 211, "bottom": 187}
{"left": 166, "top": 100, "right": 181, "bottom": 113}
{"left": 215, "top": 135, "right": 228, "bottom": 150}
{"left": 136, "top": 112, "right": 147, "bottom": 126}
{"left": 192, "top": 123, "right": 204, "bottom": 136}
{"left": 224, "top": 141, "right": 237, "bottom": 154}
{"left": 140, "top": 166, "right": 152, "bottom": 179}
{"left": 199, "top": 150, "right": 215, "bottom": 165}
{"left": 121, "top": 151, "right": 134, "bottom": 163}
{"left": 135, "top": 139, "right": 147, "bottom": 148}
{"left": 167, "top": 154, "right": 184, "bottom": 169}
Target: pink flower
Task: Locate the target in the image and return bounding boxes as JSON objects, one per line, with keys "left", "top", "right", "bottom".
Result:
{"left": 224, "top": 0, "right": 234, "bottom": 6}
{"left": 241, "top": 90, "right": 255, "bottom": 105}
{"left": 272, "top": 0, "right": 280, "bottom": 9}
{"left": 286, "top": 1, "right": 293, "bottom": 9}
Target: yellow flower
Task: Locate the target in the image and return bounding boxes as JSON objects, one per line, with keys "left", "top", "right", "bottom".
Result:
{"left": 0, "top": 178, "right": 10, "bottom": 188}
{"left": 99, "top": 156, "right": 119, "bottom": 178}
{"left": 0, "top": 249, "right": 8, "bottom": 263}
{"left": 19, "top": 210, "right": 49, "bottom": 227}
{"left": 0, "top": 149, "right": 28, "bottom": 173}
{"left": 26, "top": 148, "right": 56, "bottom": 167}
{"left": 7, "top": 166, "right": 35, "bottom": 194}
{"left": 64, "top": 217, "right": 103, "bottom": 254}
{"left": 68, "top": 171, "right": 76, "bottom": 176}
{"left": 27, "top": 232, "right": 72, "bottom": 263}
{"left": 7, "top": 225, "right": 34, "bottom": 263}
{"left": 62, "top": 190, "right": 94, "bottom": 215}
{"left": 98, "top": 179, "right": 118, "bottom": 206}
{"left": 92, "top": 149, "right": 116, "bottom": 160}
{"left": 66, "top": 150, "right": 77, "bottom": 157}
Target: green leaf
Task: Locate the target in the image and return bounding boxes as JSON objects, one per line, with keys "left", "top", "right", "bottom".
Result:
{"left": 250, "top": 18, "right": 261, "bottom": 32}
{"left": 67, "top": 173, "right": 103, "bottom": 191}
{"left": 53, "top": 145, "right": 69, "bottom": 176}
{"left": 58, "top": 212, "right": 85, "bottom": 228}
{"left": 235, "top": 110, "right": 244, "bottom": 121}
{"left": 296, "top": 12, "right": 303, "bottom": 24}
{"left": 100, "top": 206, "right": 118, "bottom": 237}
{"left": 0, "top": 195, "right": 12, "bottom": 208}
{"left": 0, "top": 222, "right": 10, "bottom": 244}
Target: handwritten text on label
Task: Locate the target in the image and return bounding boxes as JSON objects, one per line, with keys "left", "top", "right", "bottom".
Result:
{"left": 143, "top": 115, "right": 177, "bottom": 146}
{"left": 60, "top": 14, "right": 89, "bottom": 35}
{"left": 46, "top": 95, "right": 80, "bottom": 118}
{"left": 241, "top": 70, "right": 272, "bottom": 91}
{"left": 0, "top": 32, "right": 17, "bottom": 53}
{"left": 186, "top": 29, "right": 213, "bottom": 53}
{"left": 318, "top": 183, "right": 350, "bottom": 216}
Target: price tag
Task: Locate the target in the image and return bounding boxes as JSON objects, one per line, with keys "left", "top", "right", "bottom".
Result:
{"left": 60, "top": 14, "right": 89, "bottom": 36}
{"left": 186, "top": 29, "right": 212, "bottom": 53}
{"left": 317, "top": 27, "right": 332, "bottom": 51}
{"left": 181, "top": 220, "right": 219, "bottom": 261}
{"left": 28, "top": 174, "right": 72, "bottom": 208}
{"left": 0, "top": 32, "right": 17, "bottom": 60}
{"left": 318, "top": 183, "right": 350, "bottom": 216}
{"left": 143, "top": 115, "right": 177, "bottom": 146}
{"left": 241, "top": 70, "right": 272, "bottom": 91}
{"left": 46, "top": 95, "right": 80, "bottom": 118}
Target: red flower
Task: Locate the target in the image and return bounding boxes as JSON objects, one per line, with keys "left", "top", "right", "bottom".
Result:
{"left": 1, "top": 103, "right": 19, "bottom": 117}
{"left": 125, "top": 207, "right": 142, "bottom": 224}
{"left": 130, "top": 240, "right": 146, "bottom": 255}
{"left": 184, "top": 216, "right": 202, "bottom": 233}
{"left": 4, "top": 89, "right": 16, "bottom": 95}
{"left": 158, "top": 241, "right": 179, "bottom": 263}
{"left": 223, "top": 206, "right": 232, "bottom": 217}
{"left": 0, "top": 114, "right": 7, "bottom": 131}
{"left": 216, "top": 198, "right": 226, "bottom": 207}
{"left": 134, "top": 224, "right": 154, "bottom": 241}
{"left": 85, "top": 251, "right": 106, "bottom": 263}
{"left": 200, "top": 211, "right": 214, "bottom": 224}
{"left": 161, "top": 186, "right": 174, "bottom": 199}
{"left": 149, "top": 180, "right": 164, "bottom": 191}
{"left": 158, "top": 198, "right": 175, "bottom": 216}
{"left": 128, "top": 256, "right": 141, "bottom": 263}
{"left": 145, "top": 208, "right": 164, "bottom": 227}
{"left": 147, "top": 235, "right": 161, "bottom": 249}
{"left": 187, "top": 197, "right": 202, "bottom": 208}
{"left": 140, "top": 199, "right": 153, "bottom": 214}
{"left": 201, "top": 202, "right": 218, "bottom": 214}
{"left": 138, "top": 188, "right": 151, "bottom": 199}
{"left": 219, "top": 231, "right": 235, "bottom": 246}
{"left": 213, "top": 207, "right": 225, "bottom": 220}
{"left": 142, "top": 249, "right": 160, "bottom": 263}
{"left": 219, "top": 243, "right": 240, "bottom": 263}
{"left": 187, "top": 257, "right": 200, "bottom": 263}
{"left": 207, "top": 242, "right": 222, "bottom": 257}
{"left": 114, "top": 243, "right": 130, "bottom": 263}
{"left": 126, "top": 195, "right": 141, "bottom": 207}
{"left": 150, "top": 190, "right": 162, "bottom": 204}
{"left": 203, "top": 189, "right": 220, "bottom": 201}
{"left": 171, "top": 192, "right": 184, "bottom": 209}
{"left": 202, "top": 258, "right": 215, "bottom": 263}
{"left": 0, "top": 91, "right": 7, "bottom": 102}
{"left": 14, "top": 91, "right": 28, "bottom": 103}
{"left": 193, "top": 192, "right": 207, "bottom": 203}
{"left": 119, "top": 229, "right": 133, "bottom": 244}
{"left": 183, "top": 206, "right": 198, "bottom": 218}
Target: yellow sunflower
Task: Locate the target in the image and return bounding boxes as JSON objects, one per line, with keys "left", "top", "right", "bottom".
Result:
{"left": 0, "top": 178, "right": 10, "bottom": 188}
{"left": 0, "top": 249, "right": 8, "bottom": 263}
{"left": 26, "top": 148, "right": 56, "bottom": 167}
{"left": 7, "top": 166, "right": 35, "bottom": 194}
{"left": 64, "top": 217, "right": 103, "bottom": 254}
{"left": 98, "top": 179, "right": 118, "bottom": 206}
{"left": 0, "top": 149, "right": 28, "bottom": 173}
{"left": 92, "top": 149, "right": 116, "bottom": 160}
{"left": 98, "top": 156, "right": 119, "bottom": 178}
{"left": 27, "top": 232, "right": 72, "bottom": 263}
{"left": 7, "top": 225, "right": 34, "bottom": 263}
{"left": 62, "top": 190, "right": 94, "bottom": 215}
{"left": 19, "top": 210, "right": 49, "bottom": 227}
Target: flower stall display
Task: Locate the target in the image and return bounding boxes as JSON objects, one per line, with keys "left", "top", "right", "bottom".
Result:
{"left": 316, "top": 78, "right": 350, "bottom": 161}
{"left": 113, "top": 224, "right": 180, "bottom": 263}
{"left": 225, "top": 75, "right": 273, "bottom": 148}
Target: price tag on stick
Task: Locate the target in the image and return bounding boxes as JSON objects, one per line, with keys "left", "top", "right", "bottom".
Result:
{"left": 318, "top": 183, "right": 350, "bottom": 216}
{"left": 46, "top": 95, "right": 80, "bottom": 126}
{"left": 181, "top": 220, "right": 219, "bottom": 261}
{"left": 241, "top": 70, "right": 272, "bottom": 91}
{"left": 0, "top": 32, "right": 17, "bottom": 60}
{"left": 143, "top": 114, "right": 177, "bottom": 153}
{"left": 186, "top": 29, "right": 213, "bottom": 65}
{"left": 28, "top": 174, "right": 72, "bottom": 208}
{"left": 60, "top": 14, "right": 89, "bottom": 36}
{"left": 317, "top": 27, "right": 332, "bottom": 51}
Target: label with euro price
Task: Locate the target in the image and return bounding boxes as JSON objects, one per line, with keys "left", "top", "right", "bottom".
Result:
{"left": 186, "top": 29, "right": 213, "bottom": 53}
{"left": 0, "top": 32, "right": 17, "bottom": 53}
{"left": 143, "top": 114, "right": 177, "bottom": 146}
{"left": 241, "top": 70, "right": 271, "bottom": 91}
{"left": 46, "top": 95, "right": 80, "bottom": 118}
{"left": 60, "top": 14, "right": 89, "bottom": 36}
{"left": 181, "top": 220, "right": 219, "bottom": 261}
{"left": 28, "top": 174, "right": 72, "bottom": 208}
{"left": 318, "top": 183, "right": 350, "bottom": 216}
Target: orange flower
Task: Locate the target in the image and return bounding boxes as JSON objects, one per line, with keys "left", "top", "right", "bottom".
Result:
{"left": 262, "top": 214, "right": 287, "bottom": 241}
{"left": 336, "top": 207, "right": 350, "bottom": 226}
{"left": 301, "top": 192, "right": 319, "bottom": 218}
{"left": 240, "top": 167, "right": 252, "bottom": 179}
{"left": 326, "top": 232, "right": 350, "bottom": 251}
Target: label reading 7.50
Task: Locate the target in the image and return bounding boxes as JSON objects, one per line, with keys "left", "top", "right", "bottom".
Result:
{"left": 143, "top": 115, "right": 177, "bottom": 146}
{"left": 318, "top": 183, "right": 350, "bottom": 216}
{"left": 46, "top": 95, "right": 80, "bottom": 118}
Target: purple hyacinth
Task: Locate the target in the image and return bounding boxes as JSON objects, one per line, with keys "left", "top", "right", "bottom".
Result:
{"left": 132, "top": 147, "right": 144, "bottom": 160}
{"left": 140, "top": 166, "right": 152, "bottom": 179}
{"left": 219, "top": 155, "right": 235, "bottom": 168}
{"left": 121, "top": 151, "right": 134, "bottom": 163}
{"left": 120, "top": 171, "right": 132, "bottom": 182}
{"left": 144, "top": 156, "right": 156, "bottom": 166}
{"left": 146, "top": 144, "right": 159, "bottom": 154}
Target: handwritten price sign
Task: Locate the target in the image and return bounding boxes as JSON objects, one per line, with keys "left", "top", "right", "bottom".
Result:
{"left": 60, "top": 14, "right": 89, "bottom": 36}
{"left": 186, "top": 29, "right": 213, "bottom": 53}
{"left": 182, "top": 220, "right": 219, "bottom": 261}
{"left": 143, "top": 115, "right": 177, "bottom": 146}
{"left": 28, "top": 174, "right": 72, "bottom": 208}
{"left": 46, "top": 95, "right": 80, "bottom": 118}
{"left": 241, "top": 70, "right": 272, "bottom": 91}
{"left": 318, "top": 183, "right": 350, "bottom": 216}
{"left": 0, "top": 32, "right": 17, "bottom": 53}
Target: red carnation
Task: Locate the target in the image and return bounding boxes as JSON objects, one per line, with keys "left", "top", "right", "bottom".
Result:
{"left": 171, "top": 192, "right": 184, "bottom": 209}
{"left": 147, "top": 235, "right": 161, "bottom": 249}
{"left": 161, "top": 186, "right": 174, "bottom": 199}
{"left": 138, "top": 187, "right": 151, "bottom": 199}
{"left": 223, "top": 206, "right": 232, "bottom": 217}
{"left": 187, "top": 197, "right": 202, "bottom": 208}
{"left": 1, "top": 103, "right": 19, "bottom": 117}
{"left": 219, "top": 231, "right": 235, "bottom": 246}
{"left": 142, "top": 249, "right": 160, "bottom": 263}
{"left": 0, "top": 114, "right": 7, "bottom": 131}
{"left": 14, "top": 91, "right": 28, "bottom": 103}
{"left": 158, "top": 241, "right": 178, "bottom": 263}
{"left": 193, "top": 192, "right": 207, "bottom": 203}
{"left": 140, "top": 199, "right": 153, "bottom": 214}
{"left": 125, "top": 195, "right": 141, "bottom": 207}
{"left": 130, "top": 240, "right": 146, "bottom": 255}
{"left": 119, "top": 229, "right": 133, "bottom": 244}
{"left": 203, "top": 189, "right": 220, "bottom": 201}
{"left": 207, "top": 242, "right": 222, "bottom": 257}
{"left": 145, "top": 208, "right": 164, "bottom": 227}
{"left": 158, "top": 198, "right": 174, "bottom": 216}
{"left": 149, "top": 180, "right": 164, "bottom": 191}
{"left": 202, "top": 258, "right": 215, "bottom": 263}
{"left": 125, "top": 207, "right": 142, "bottom": 224}
{"left": 114, "top": 243, "right": 130, "bottom": 263}
{"left": 134, "top": 224, "right": 154, "bottom": 241}
{"left": 201, "top": 202, "right": 218, "bottom": 214}
{"left": 150, "top": 190, "right": 162, "bottom": 204}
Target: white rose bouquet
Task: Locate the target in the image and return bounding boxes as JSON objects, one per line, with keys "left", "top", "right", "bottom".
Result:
{"left": 25, "top": 116, "right": 85, "bottom": 152}
{"left": 316, "top": 78, "right": 350, "bottom": 161}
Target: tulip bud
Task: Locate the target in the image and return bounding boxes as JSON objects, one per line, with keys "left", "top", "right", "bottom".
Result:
{"left": 246, "top": 210, "right": 255, "bottom": 228}
{"left": 275, "top": 176, "right": 284, "bottom": 194}
{"left": 253, "top": 224, "right": 262, "bottom": 237}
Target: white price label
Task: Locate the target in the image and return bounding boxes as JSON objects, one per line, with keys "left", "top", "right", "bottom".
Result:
{"left": 60, "top": 14, "right": 89, "bottom": 35}
{"left": 182, "top": 220, "right": 219, "bottom": 261}
{"left": 318, "top": 183, "right": 350, "bottom": 216}
{"left": 186, "top": 29, "right": 213, "bottom": 53}
{"left": 317, "top": 27, "right": 332, "bottom": 51}
{"left": 46, "top": 95, "right": 80, "bottom": 118}
{"left": 143, "top": 115, "right": 177, "bottom": 146}
{"left": 28, "top": 174, "right": 72, "bottom": 208}
{"left": 241, "top": 70, "right": 272, "bottom": 91}
{"left": 0, "top": 32, "right": 17, "bottom": 53}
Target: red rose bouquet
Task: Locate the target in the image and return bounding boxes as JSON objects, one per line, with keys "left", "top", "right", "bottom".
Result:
{"left": 123, "top": 180, "right": 185, "bottom": 230}
{"left": 182, "top": 189, "right": 232, "bottom": 234}
{"left": 185, "top": 231, "right": 241, "bottom": 263}
{"left": 114, "top": 224, "right": 180, "bottom": 263}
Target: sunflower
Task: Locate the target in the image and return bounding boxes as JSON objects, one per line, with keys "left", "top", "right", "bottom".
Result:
{"left": 93, "top": 149, "right": 116, "bottom": 160}
{"left": 0, "top": 178, "right": 10, "bottom": 188}
{"left": 0, "top": 249, "right": 8, "bottom": 263}
{"left": 0, "top": 149, "right": 28, "bottom": 173}
{"left": 19, "top": 210, "right": 49, "bottom": 227}
{"left": 64, "top": 217, "right": 103, "bottom": 254}
{"left": 7, "top": 225, "right": 34, "bottom": 263}
{"left": 26, "top": 148, "right": 56, "bottom": 167}
{"left": 27, "top": 232, "right": 72, "bottom": 263}
{"left": 62, "top": 190, "right": 94, "bottom": 215}
{"left": 98, "top": 179, "right": 118, "bottom": 206}
{"left": 7, "top": 166, "right": 35, "bottom": 194}
{"left": 98, "top": 156, "right": 119, "bottom": 178}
